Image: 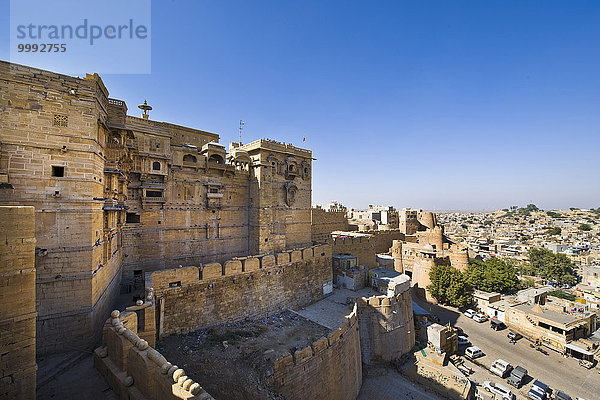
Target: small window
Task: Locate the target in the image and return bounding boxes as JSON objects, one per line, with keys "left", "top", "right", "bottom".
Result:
{"left": 289, "top": 165, "right": 294, "bottom": 171}
{"left": 304, "top": 167, "right": 309, "bottom": 174}
{"left": 152, "top": 161, "right": 161, "bottom": 171}
{"left": 209, "top": 188, "right": 219, "bottom": 194}
{"left": 169, "top": 281, "right": 181, "bottom": 288}
{"left": 53, "top": 114, "right": 68, "bottom": 127}
{"left": 146, "top": 190, "right": 162, "bottom": 198}
{"left": 51, "top": 166, "right": 65, "bottom": 177}
{"left": 126, "top": 213, "right": 141, "bottom": 223}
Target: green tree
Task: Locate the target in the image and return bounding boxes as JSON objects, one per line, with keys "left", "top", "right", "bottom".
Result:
{"left": 578, "top": 223, "right": 592, "bottom": 231}
{"left": 526, "top": 248, "right": 577, "bottom": 285}
{"left": 427, "top": 265, "right": 472, "bottom": 308}
{"left": 545, "top": 226, "right": 562, "bottom": 236}
{"left": 546, "top": 211, "right": 561, "bottom": 219}
{"left": 465, "top": 258, "right": 521, "bottom": 294}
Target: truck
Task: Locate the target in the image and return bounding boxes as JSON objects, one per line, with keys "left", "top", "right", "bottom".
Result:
{"left": 507, "top": 365, "right": 527, "bottom": 388}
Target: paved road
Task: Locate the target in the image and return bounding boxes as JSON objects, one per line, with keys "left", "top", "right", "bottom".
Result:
{"left": 420, "top": 299, "right": 599, "bottom": 400}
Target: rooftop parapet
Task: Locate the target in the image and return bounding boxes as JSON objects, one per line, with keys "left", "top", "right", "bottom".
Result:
{"left": 238, "top": 138, "right": 312, "bottom": 158}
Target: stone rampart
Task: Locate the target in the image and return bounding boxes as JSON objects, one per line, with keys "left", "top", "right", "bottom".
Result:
{"left": 330, "top": 230, "right": 405, "bottom": 268}
{"left": 311, "top": 207, "right": 349, "bottom": 242}
{"left": 150, "top": 245, "right": 333, "bottom": 336}
{"left": 357, "top": 279, "right": 415, "bottom": 364}
{"left": 268, "top": 304, "right": 362, "bottom": 400}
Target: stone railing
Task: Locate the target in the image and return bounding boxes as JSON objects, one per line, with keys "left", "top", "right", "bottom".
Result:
{"left": 94, "top": 308, "right": 214, "bottom": 400}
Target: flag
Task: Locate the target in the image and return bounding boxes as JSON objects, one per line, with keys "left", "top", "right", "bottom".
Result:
{"left": 303, "top": 135, "right": 305, "bottom": 142}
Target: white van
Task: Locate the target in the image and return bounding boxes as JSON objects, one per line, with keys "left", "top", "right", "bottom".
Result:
{"left": 465, "top": 346, "right": 484, "bottom": 359}
{"left": 490, "top": 359, "right": 513, "bottom": 378}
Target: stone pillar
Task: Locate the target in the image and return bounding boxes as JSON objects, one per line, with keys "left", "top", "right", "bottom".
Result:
{"left": 391, "top": 240, "right": 403, "bottom": 273}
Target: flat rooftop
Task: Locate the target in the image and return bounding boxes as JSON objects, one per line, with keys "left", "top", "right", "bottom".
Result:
{"left": 512, "top": 303, "right": 588, "bottom": 327}
{"left": 295, "top": 287, "right": 378, "bottom": 330}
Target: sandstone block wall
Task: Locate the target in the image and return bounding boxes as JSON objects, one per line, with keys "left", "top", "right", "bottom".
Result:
{"left": 330, "top": 230, "right": 405, "bottom": 268}
{"left": 241, "top": 139, "right": 313, "bottom": 255}
{"left": 402, "top": 355, "right": 471, "bottom": 399}
{"left": 0, "top": 206, "right": 36, "bottom": 400}
{"left": 268, "top": 305, "right": 362, "bottom": 400}
{"left": 331, "top": 236, "right": 377, "bottom": 267}
{"left": 311, "top": 207, "right": 348, "bottom": 242}
{"left": 150, "top": 245, "right": 333, "bottom": 336}
{"left": 357, "top": 284, "right": 415, "bottom": 364}
{"left": 0, "top": 61, "right": 123, "bottom": 354}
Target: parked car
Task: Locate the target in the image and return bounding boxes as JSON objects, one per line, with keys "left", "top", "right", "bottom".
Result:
{"left": 507, "top": 365, "right": 528, "bottom": 388}
{"left": 507, "top": 331, "right": 522, "bottom": 341}
{"left": 490, "top": 318, "right": 507, "bottom": 330}
{"left": 473, "top": 313, "right": 488, "bottom": 323}
{"left": 465, "top": 346, "right": 484, "bottom": 359}
{"left": 528, "top": 379, "right": 550, "bottom": 400}
{"left": 490, "top": 359, "right": 513, "bottom": 378}
{"left": 554, "top": 391, "right": 572, "bottom": 400}
{"left": 483, "top": 381, "right": 516, "bottom": 400}
{"left": 458, "top": 336, "right": 470, "bottom": 346}
{"left": 464, "top": 309, "right": 476, "bottom": 318}
{"left": 454, "top": 326, "right": 465, "bottom": 335}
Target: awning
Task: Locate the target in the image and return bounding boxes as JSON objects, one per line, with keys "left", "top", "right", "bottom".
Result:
{"left": 565, "top": 343, "right": 593, "bottom": 356}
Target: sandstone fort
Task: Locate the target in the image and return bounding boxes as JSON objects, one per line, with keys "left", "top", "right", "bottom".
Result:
{"left": 1, "top": 62, "right": 472, "bottom": 399}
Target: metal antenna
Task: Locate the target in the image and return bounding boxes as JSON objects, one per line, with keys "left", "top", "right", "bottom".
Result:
{"left": 239, "top": 120, "right": 245, "bottom": 145}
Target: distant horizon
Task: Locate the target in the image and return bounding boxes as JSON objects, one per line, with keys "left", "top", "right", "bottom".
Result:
{"left": 1, "top": 0, "right": 598, "bottom": 210}
{"left": 311, "top": 202, "right": 597, "bottom": 213}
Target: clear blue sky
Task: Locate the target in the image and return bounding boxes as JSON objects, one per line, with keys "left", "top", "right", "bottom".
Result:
{"left": 2, "top": 0, "right": 599, "bottom": 211}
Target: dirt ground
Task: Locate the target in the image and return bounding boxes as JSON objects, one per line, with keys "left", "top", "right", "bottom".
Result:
{"left": 157, "top": 310, "right": 330, "bottom": 400}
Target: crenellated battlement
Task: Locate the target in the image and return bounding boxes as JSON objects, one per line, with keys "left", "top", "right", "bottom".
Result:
{"left": 268, "top": 303, "right": 362, "bottom": 400}
{"left": 149, "top": 244, "right": 332, "bottom": 290}
{"left": 272, "top": 304, "right": 358, "bottom": 375}
{"left": 149, "top": 245, "right": 333, "bottom": 337}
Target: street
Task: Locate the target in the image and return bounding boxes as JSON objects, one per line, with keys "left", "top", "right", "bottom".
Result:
{"left": 420, "top": 300, "right": 600, "bottom": 400}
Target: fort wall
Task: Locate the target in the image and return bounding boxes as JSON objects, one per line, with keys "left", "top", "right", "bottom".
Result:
{"left": 357, "top": 279, "right": 415, "bottom": 364}
{"left": 0, "top": 206, "right": 37, "bottom": 399}
{"left": 268, "top": 305, "right": 362, "bottom": 400}
{"left": 330, "top": 230, "right": 405, "bottom": 268}
{"left": 311, "top": 207, "right": 348, "bottom": 242}
{"left": 150, "top": 245, "right": 333, "bottom": 336}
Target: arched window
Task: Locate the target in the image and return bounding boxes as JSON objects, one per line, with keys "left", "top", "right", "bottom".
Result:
{"left": 183, "top": 154, "right": 197, "bottom": 163}
{"left": 152, "top": 161, "right": 161, "bottom": 171}
{"left": 208, "top": 154, "right": 224, "bottom": 164}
